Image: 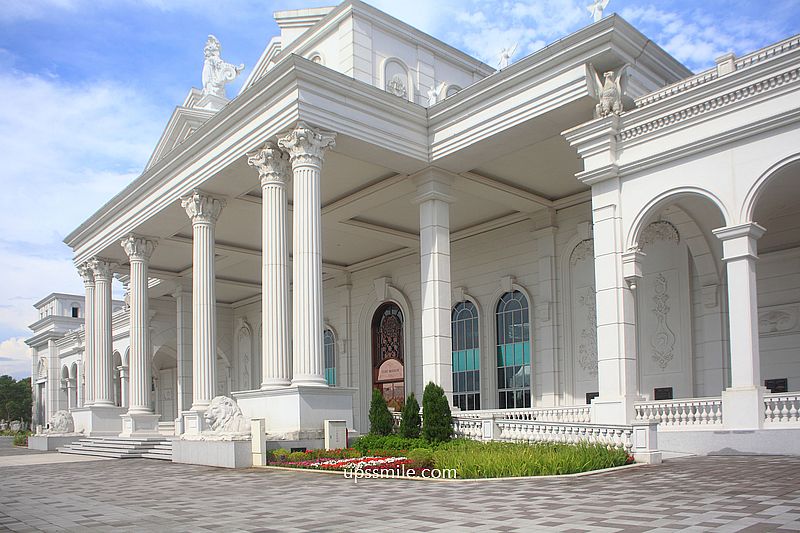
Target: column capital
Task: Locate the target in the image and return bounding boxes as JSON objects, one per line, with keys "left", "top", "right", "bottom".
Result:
{"left": 181, "top": 190, "right": 225, "bottom": 224}
{"left": 121, "top": 235, "right": 157, "bottom": 262}
{"left": 77, "top": 263, "right": 95, "bottom": 286}
{"left": 411, "top": 168, "right": 456, "bottom": 204}
{"left": 278, "top": 122, "right": 336, "bottom": 167}
{"left": 712, "top": 222, "right": 766, "bottom": 261}
{"left": 88, "top": 258, "right": 117, "bottom": 282}
{"left": 247, "top": 141, "right": 291, "bottom": 186}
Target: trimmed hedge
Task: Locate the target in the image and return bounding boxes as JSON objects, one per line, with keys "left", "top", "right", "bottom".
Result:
{"left": 421, "top": 382, "right": 452, "bottom": 443}
{"left": 368, "top": 388, "right": 394, "bottom": 436}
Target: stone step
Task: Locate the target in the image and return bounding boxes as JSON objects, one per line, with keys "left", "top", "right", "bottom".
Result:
{"left": 57, "top": 447, "right": 137, "bottom": 459}
{"left": 58, "top": 436, "right": 173, "bottom": 461}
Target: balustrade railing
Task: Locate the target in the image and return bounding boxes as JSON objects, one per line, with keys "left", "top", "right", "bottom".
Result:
{"left": 634, "top": 398, "right": 723, "bottom": 429}
{"left": 455, "top": 405, "right": 592, "bottom": 423}
{"left": 494, "top": 420, "right": 634, "bottom": 452}
{"left": 764, "top": 393, "right": 800, "bottom": 425}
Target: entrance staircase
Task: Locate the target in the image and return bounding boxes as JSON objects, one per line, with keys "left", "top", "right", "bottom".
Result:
{"left": 58, "top": 436, "right": 174, "bottom": 461}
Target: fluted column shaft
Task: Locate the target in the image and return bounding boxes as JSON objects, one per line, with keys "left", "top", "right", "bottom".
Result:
{"left": 90, "top": 259, "right": 115, "bottom": 406}
{"left": 78, "top": 265, "right": 95, "bottom": 405}
{"left": 279, "top": 123, "right": 335, "bottom": 386}
{"left": 247, "top": 143, "right": 291, "bottom": 388}
{"left": 181, "top": 191, "right": 225, "bottom": 410}
{"left": 122, "top": 236, "right": 157, "bottom": 414}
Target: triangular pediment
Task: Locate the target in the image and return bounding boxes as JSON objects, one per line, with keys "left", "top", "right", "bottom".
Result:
{"left": 145, "top": 92, "right": 216, "bottom": 170}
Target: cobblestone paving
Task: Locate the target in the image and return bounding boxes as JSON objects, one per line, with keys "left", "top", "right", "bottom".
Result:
{"left": 1, "top": 450, "right": 799, "bottom": 532}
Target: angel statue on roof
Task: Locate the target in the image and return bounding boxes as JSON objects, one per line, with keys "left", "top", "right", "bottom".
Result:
{"left": 202, "top": 35, "right": 245, "bottom": 98}
{"left": 588, "top": 0, "right": 610, "bottom": 22}
{"left": 498, "top": 43, "right": 517, "bottom": 70}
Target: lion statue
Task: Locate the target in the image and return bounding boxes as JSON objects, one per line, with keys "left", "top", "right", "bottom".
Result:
{"left": 203, "top": 396, "right": 250, "bottom": 434}
{"left": 46, "top": 410, "right": 75, "bottom": 434}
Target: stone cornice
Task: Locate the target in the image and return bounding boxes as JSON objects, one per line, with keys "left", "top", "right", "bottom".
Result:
{"left": 246, "top": 141, "right": 290, "bottom": 186}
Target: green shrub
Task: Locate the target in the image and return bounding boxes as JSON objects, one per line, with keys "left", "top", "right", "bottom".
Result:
{"left": 432, "top": 440, "right": 629, "bottom": 479}
{"left": 421, "top": 382, "right": 452, "bottom": 443}
{"left": 406, "top": 447, "right": 434, "bottom": 469}
{"left": 13, "top": 432, "right": 28, "bottom": 447}
{"left": 286, "top": 451, "right": 307, "bottom": 462}
{"left": 399, "top": 392, "right": 421, "bottom": 438}
{"left": 268, "top": 448, "right": 290, "bottom": 463}
{"left": 351, "top": 434, "right": 429, "bottom": 455}
{"left": 368, "top": 388, "right": 394, "bottom": 436}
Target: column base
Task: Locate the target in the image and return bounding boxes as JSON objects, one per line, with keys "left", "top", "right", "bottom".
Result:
{"left": 233, "top": 385, "right": 355, "bottom": 440}
{"left": 120, "top": 412, "right": 161, "bottom": 437}
{"left": 179, "top": 410, "right": 209, "bottom": 436}
{"left": 71, "top": 405, "right": 126, "bottom": 436}
{"left": 260, "top": 379, "right": 291, "bottom": 390}
{"left": 591, "top": 395, "right": 639, "bottom": 425}
{"left": 722, "top": 386, "right": 766, "bottom": 430}
{"left": 290, "top": 376, "right": 329, "bottom": 387}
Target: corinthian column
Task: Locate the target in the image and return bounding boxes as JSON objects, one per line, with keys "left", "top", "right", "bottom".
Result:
{"left": 78, "top": 264, "right": 95, "bottom": 406}
{"left": 247, "top": 142, "right": 292, "bottom": 389}
{"left": 121, "top": 236, "right": 157, "bottom": 414}
{"left": 278, "top": 122, "right": 335, "bottom": 386}
{"left": 89, "top": 258, "right": 116, "bottom": 407}
{"left": 181, "top": 190, "right": 225, "bottom": 410}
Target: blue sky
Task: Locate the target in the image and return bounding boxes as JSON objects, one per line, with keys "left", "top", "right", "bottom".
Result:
{"left": 1, "top": 0, "right": 798, "bottom": 378}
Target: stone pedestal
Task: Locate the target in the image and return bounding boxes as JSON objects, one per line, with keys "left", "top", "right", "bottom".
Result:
{"left": 631, "top": 421, "right": 662, "bottom": 464}
{"left": 71, "top": 406, "right": 126, "bottom": 436}
{"left": 180, "top": 410, "right": 208, "bottom": 436}
{"left": 172, "top": 438, "right": 252, "bottom": 469}
{"left": 233, "top": 386, "right": 355, "bottom": 442}
{"left": 119, "top": 412, "right": 161, "bottom": 437}
{"left": 722, "top": 386, "right": 766, "bottom": 430}
{"left": 28, "top": 434, "right": 82, "bottom": 451}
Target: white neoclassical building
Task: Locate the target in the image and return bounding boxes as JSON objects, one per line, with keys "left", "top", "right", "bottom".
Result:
{"left": 28, "top": 1, "right": 800, "bottom": 460}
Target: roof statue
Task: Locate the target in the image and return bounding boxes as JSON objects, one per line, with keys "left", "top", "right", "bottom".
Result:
{"left": 498, "top": 43, "right": 517, "bottom": 70}
{"left": 201, "top": 35, "right": 244, "bottom": 99}
{"left": 588, "top": 0, "right": 610, "bottom": 22}
{"left": 427, "top": 81, "right": 447, "bottom": 106}
{"left": 589, "top": 63, "right": 628, "bottom": 118}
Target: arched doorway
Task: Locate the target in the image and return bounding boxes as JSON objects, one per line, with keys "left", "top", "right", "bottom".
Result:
{"left": 372, "top": 302, "right": 405, "bottom": 410}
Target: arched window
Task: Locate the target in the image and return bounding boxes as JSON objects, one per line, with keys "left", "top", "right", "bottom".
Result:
{"left": 372, "top": 302, "right": 405, "bottom": 410}
{"left": 323, "top": 328, "right": 336, "bottom": 386}
{"left": 496, "top": 290, "right": 531, "bottom": 409}
{"left": 452, "top": 301, "right": 480, "bottom": 411}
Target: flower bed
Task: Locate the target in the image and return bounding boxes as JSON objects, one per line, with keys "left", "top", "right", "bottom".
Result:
{"left": 277, "top": 455, "right": 412, "bottom": 472}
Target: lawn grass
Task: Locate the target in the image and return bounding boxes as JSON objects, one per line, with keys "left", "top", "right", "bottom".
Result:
{"left": 432, "top": 439, "right": 631, "bottom": 478}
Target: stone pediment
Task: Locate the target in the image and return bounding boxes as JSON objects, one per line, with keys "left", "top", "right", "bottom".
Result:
{"left": 145, "top": 95, "right": 215, "bottom": 170}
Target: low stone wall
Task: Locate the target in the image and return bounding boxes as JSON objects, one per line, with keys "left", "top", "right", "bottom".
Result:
{"left": 28, "top": 435, "right": 82, "bottom": 451}
{"left": 658, "top": 428, "right": 800, "bottom": 455}
{"left": 172, "top": 439, "right": 252, "bottom": 469}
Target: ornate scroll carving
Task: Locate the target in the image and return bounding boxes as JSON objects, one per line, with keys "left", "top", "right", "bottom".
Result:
{"left": 759, "top": 304, "right": 800, "bottom": 336}
{"left": 181, "top": 190, "right": 225, "bottom": 224}
{"left": 640, "top": 221, "right": 679, "bottom": 250}
{"left": 120, "top": 235, "right": 157, "bottom": 262}
{"left": 577, "top": 286, "right": 598, "bottom": 376}
{"left": 650, "top": 273, "right": 676, "bottom": 369}
{"left": 570, "top": 239, "right": 594, "bottom": 265}
{"left": 386, "top": 75, "right": 407, "bottom": 98}
{"left": 278, "top": 122, "right": 336, "bottom": 167}
{"left": 246, "top": 142, "right": 290, "bottom": 186}
{"left": 378, "top": 314, "right": 403, "bottom": 363}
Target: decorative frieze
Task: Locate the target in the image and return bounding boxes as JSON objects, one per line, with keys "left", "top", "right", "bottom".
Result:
{"left": 577, "top": 286, "right": 598, "bottom": 376}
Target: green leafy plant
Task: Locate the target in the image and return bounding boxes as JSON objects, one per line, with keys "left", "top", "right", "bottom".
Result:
{"left": 406, "top": 447, "right": 434, "bottom": 469}
{"left": 421, "top": 382, "right": 452, "bottom": 443}
{"left": 13, "top": 432, "right": 30, "bottom": 447}
{"left": 368, "top": 388, "right": 394, "bottom": 436}
{"left": 399, "top": 392, "right": 421, "bottom": 438}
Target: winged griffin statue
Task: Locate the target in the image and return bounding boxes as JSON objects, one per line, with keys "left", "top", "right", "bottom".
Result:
{"left": 589, "top": 63, "right": 629, "bottom": 119}
{"left": 202, "top": 35, "right": 244, "bottom": 99}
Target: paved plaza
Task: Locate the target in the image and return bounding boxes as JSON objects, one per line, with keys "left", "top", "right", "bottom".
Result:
{"left": 1, "top": 445, "right": 800, "bottom": 532}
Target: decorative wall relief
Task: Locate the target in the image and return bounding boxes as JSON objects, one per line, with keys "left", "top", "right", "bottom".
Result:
{"left": 570, "top": 239, "right": 594, "bottom": 265}
{"left": 387, "top": 75, "right": 407, "bottom": 98}
{"left": 237, "top": 322, "right": 252, "bottom": 390}
{"left": 384, "top": 59, "right": 410, "bottom": 99}
{"left": 758, "top": 303, "right": 800, "bottom": 336}
{"left": 640, "top": 220, "right": 680, "bottom": 250}
{"left": 650, "top": 273, "right": 677, "bottom": 369}
{"left": 577, "top": 286, "right": 598, "bottom": 376}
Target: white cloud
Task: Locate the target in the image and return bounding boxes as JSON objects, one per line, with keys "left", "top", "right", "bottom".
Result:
{"left": 0, "top": 337, "right": 31, "bottom": 379}
{"left": 0, "top": 66, "right": 164, "bottom": 347}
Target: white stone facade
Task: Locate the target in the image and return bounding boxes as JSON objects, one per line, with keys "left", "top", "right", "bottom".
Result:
{"left": 28, "top": 2, "right": 800, "bottom": 455}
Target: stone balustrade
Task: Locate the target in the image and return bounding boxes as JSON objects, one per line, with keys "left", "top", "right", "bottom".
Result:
{"left": 764, "top": 393, "right": 800, "bottom": 425}
{"left": 495, "top": 420, "right": 634, "bottom": 452}
{"left": 634, "top": 398, "right": 723, "bottom": 429}
{"left": 454, "top": 405, "right": 592, "bottom": 423}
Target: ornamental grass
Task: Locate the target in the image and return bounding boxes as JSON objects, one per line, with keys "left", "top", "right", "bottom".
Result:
{"left": 432, "top": 439, "right": 631, "bottom": 479}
